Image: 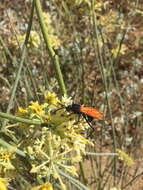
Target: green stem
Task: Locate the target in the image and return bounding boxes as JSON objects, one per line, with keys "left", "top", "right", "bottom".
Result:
{"left": 92, "top": 0, "right": 117, "bottom": 185}
{"left": 0, "top": 111, "right": 41, "bottom": 126}
{"left": 35, "top": 0, "right": 66, "bottom": 96}
{"left": 79, "top": 161, "right": 88, "bottom": 186}
{"left": 0, "top": 138, "right": 26, "bottom": 157}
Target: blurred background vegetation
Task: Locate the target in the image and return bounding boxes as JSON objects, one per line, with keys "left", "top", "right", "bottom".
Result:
{"left": 0, "top": 0, "right": 143, "bottom": 189}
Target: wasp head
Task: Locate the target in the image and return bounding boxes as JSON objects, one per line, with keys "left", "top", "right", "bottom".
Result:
{"left": 65, "top": 104, "right": 80, "bottom": 114}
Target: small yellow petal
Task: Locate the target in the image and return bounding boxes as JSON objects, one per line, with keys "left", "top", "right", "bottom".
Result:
{"left": 39, "top": 183, "right": 53, "bottom": 190}
{"left": 0, "top": 180, "right": 8, "bottom": 190}
{"left": 29, "top": 101, "right": 43, "bottom": 115}
{"left": 17, "top": 107, "right": 28, "bottom": 116}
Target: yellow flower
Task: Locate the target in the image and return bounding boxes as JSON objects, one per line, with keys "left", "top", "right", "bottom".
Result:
{"left": 45, "top": 92, "right": 58, "bottom": 105}
{"left": 118, "top": 149, "right": 134, "bottom": 166}
{"left": 94, "top": 2, "right": 102, "bottom": 11}
{"left": 27, "top": 146, "right": 33, "bottom": 154}
{"left": 99, "top": 10, "right": 116, "bottom": 32}
{"left": 53, "top": 171, "right": 59, "bottom": 179}
{"left": 17, "top": 93, "right": 93, "bottom": 190}
{"left": 0, "top": 151, "right": 15, "bottom": 170}
{"left": 30, "top": 165, "right": 37, "bottom": 173}
{"left": 71, "top": 155, "right": 82, "bottom": 163}
{"left": 0, "top": 179, "right": 8, "bottom": 190}
{"left": 30, "top": 183, "right": 53, "bottom": 190}
{"left": 12, "top": 31, "right": 40, "bottom": 49}
{"left": 42, "top": 114, "right": 51, "bottom": 123}
{"left": 29, "top": 31, "right": 40, "bottom": 48}
{"left": 61, "top": 95, "right": 72, "bottom": 106}
{"left": 111, "top": 44, "right": 127, "bottom": 58}
{"left": 39, "top": 183, "right": 53, "bottom": 190}
{"left": 43, "top": 12, "right": 52, "bottom": 25}
{"left": 71, "top": 134, "right": 91, "bottom": 154}
{"left": 39, "top": 12, "right": 61, "bottom": 50}
{"left": 63, "top": 165, "right": 78, "bottom": 177}
{"left": 17, "top": 107, "right": 28, "bottom": 117}
{"left": 29, "top": 101, "right": 43, "bottom": 115}
{"left": 111, "top": 46, "right": 119, "bottom": 58}
{"left": 0, "top": 152, "right": 12, "bottom": 163}
{"left": 12, "top": 34, "right": 25, "bottom": 48}
{"left": 49, "top": 34, "right": 61, "bottom": 50}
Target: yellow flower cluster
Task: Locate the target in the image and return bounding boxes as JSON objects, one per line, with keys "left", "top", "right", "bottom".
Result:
{"left": 118, "top": 149, "right": 134, "bottom": 166}
{"left": 0, "top": 147, "right": 15, "bottom": 171}
{"left": 66, "top": 0, "right": 102, "bottom": 15}
{"left": 43, "top": 12, "right": 61, "bottom": 49}
{"left": 111, "top": 44, "right": 127, "bottom": 58}
{"left": 16, "top": 92, "right": 93, "bottom": 190}
{"left": 67, "top": 0, "right": 90, "bottom": 7}
{"left": 12, "top": 31, "right": 40, "bottom": 49}
{"left": 17, "top": 107, "right": 28, "bottom": 117}
{"left": 12, "top": 34, "right": 25, "bottom": 48}
{"left": 99, "top": 10, "right": 117, "bottom": 33}
{"left": 45, "top": 92, "right": 58, "bottom": 105}
{"left": 12, "top": 12, "right": 61, "bottom": 50}
{"left": 98, "top": 9, "right": 126, "bottom": 34}
{"left": 29, "top": 31, "right": 41, "bottom": 48}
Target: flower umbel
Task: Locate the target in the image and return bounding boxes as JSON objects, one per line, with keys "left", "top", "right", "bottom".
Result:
{"left": 16, "top": 92, "right": 93, "bottom": 190}
{"left": 0, "top": 148, "right": 15, "bottom": 171}
{"left": 118, "top": 149, "right": 134, "bottom": 166}
{"left": 12, "top": 31, "right": 40, "bottom": 49}
{"left": 111, "top": 44, "right": 127, "bottom": 58}
{"left": 29, "top": 31, "right": 40, "bottom": 48}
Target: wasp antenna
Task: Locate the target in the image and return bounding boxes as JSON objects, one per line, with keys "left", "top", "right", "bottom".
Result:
{"left": 51, "top": 107, "right": 64, "bottom": 114}
{"left": 51, "top": 102, "right": 65, "bottom": 114}
{"left": 54, "top": 106, "right": 65, "bottom": 113}
{"left": 57, "top": 101, "right": 67, "bottom": 107}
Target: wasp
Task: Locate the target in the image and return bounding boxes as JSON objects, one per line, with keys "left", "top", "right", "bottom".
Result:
{"left": 56, "top": 103, "right": 104, "bottom": 129}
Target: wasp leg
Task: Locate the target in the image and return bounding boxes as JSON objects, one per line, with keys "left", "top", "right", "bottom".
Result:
{"left": 82, "top": 114, "right": 94, "bottom": 130}
{"left": 73, "top": 113, "right": 81, "bottom": 125}
{"left": 87, "top": 115, "right": 93, "bottom": 122}
{"left": 77, "top": 113, "right": 81, "bottom": 122}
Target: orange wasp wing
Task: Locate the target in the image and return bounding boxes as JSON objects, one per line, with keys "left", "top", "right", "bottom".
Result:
{"left": 80, "top": 105, "right": 104, "bottom": 120}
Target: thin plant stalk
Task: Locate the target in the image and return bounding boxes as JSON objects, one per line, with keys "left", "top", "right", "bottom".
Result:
{"left": 0, "top": 138, "right": 26, "bottom": 157}
{"left": 0, "top": 111, "right": 41, "bottom": 126}
{"left": 79, "top": 161, "right": 88, "bottom": 186}
{"left": 35, "top": 0, "right": 66, "bottom": 96}
{"left": 91, "top": 0, "right": 117, "bottom": 186}
{"left": 1, "top": 0, "right": 35, "bottom": 131}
